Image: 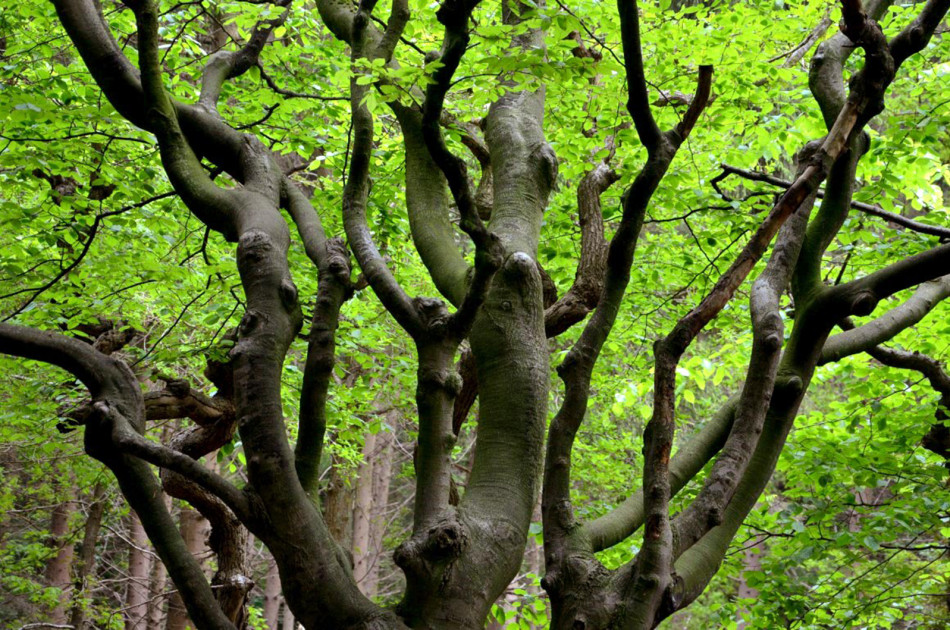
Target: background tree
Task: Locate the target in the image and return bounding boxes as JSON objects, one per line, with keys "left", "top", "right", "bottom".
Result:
{"left": 0, "top": 0, "right": 949, "bottom": 628}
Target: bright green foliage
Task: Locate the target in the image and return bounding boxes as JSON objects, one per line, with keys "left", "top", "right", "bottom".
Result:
{"left": 0, "top": 0, "right": 949, "bottom": 627}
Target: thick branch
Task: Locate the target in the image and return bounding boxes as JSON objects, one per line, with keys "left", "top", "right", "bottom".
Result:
{"left": 132, "top": 0, "right": 240, "bottom": 239}
{"left": 821, "top": 276, "right": 950, "bottom": 363}
{"left": 295, "top": 238, "right": 352, "bottom": 497}
{"left": 199, "top": 6, "right": 291, "bottom": 112}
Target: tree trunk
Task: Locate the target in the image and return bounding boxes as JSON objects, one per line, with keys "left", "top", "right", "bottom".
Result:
{"left": 44, "top": 493, "right": 75, "bottom": 625}
{"left": 281, "top": 601, "right": 295, "bottom": 630}
{"left": 126, "top": 511, "right": 151, "bottom": 629}
{"left": 165, "top": 506, "right": 210, "bottom": 630}
{"left": 146, "top": 492, "right": 173, "bottom": 629}
{"left": 365, "top": 426, "right": 395, "bottom": 598}
{"left": 324, "top": 454, "right": 354, "bottom": 550}
{"left": 68, "top": 482, "right": 107, "bottom": 630}
{"left": 352, "top": 431, "right": 376, "bottom": 591}
{"left": 263, "top": 559, "right": 281, "bottom": 630}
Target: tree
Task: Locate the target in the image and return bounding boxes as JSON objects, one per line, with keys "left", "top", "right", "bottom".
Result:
{"left": 0, "top": 0, "right": 948, "bottom": 628}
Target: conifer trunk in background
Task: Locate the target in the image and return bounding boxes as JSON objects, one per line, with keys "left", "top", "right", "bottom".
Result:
{"left": 263, "top": 560, "right": 281, "bottom": 630}
{"left": 365, "top": 426, "right": 395, "bottom": 598}
{"left": 44, "top": 492, "right": 74, "bottom": 625}
{"left": 351, "top": 431, "right": 376, "bottom": 592}
{"left": 126, "top": 512, "right": 150, "bottom": 629}
{"left": 68, "top": 482, "right": 106, "bottom": 630}
{"left": 166, "top": 506, "right": 210, "bottom": 630}
{"left": 146, "top": 492, "right": 174, "bottom": 629}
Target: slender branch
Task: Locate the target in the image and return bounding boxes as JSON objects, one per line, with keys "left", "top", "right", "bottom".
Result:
{"left": 583, "top": 397, "right": 738, "bottom": 553}
{"left": 256, "top": 64, "right": 349, "bottom": 101}
{"left": 713, "top": 164, "right": 950, "bottom": 240}
{"left": 110, "top": 416, "right": 251, "bottom": 522}
{"left": 541, "top": 62, "right": 712, "bottom": 607}
{"left": 281, "top": 178, "right": 329, "bottom": 268}
{"left": 342, "top": 0, "right": 424, "bottom": 336}
{"left": 672, "top": 151, "right": 819, "bottom": 558}
{"left": 617, "top": 0, "right": 661, "bottom": 152}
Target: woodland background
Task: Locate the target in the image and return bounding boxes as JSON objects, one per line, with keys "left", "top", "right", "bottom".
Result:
{"left": 0, "top": 0, "right": 949, "bottom": 627}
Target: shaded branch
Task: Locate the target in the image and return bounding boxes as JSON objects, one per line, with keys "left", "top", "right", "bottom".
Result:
{"left": 295, "top": 238, "right": 353, "bottom": 497}
{"left": 420, "top": 0, "right": 504, "bottom": 336}
{"left": 617, "top": 0, "right": 661, "bottom": 152}
{"left": 109, "top": 415, "right": 250, "bottom": 521}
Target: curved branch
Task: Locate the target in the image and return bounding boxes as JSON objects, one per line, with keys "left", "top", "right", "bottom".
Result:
{"left": 392, "top": 105, "right": 470, "bottom": 306}
{"left": 821, "top": 276, "right": 950, "bottom": 363}
{"left": 420, "top": 0, "right": 504, "bottom": 335}
{"left": 343, "top": 2, "right": 424, "bottom": 337}
{"left": 132, "top": 0, "right": 240, "bottom": 239}
{"left": 281, "top": 178, "right": 329, "bottom": 268}
{"left": 583, "top": 397, "right": 738, "bottom": 553}
{"left": 199, "top": 5, "right": 291, "bottom": 112}
{"left": 52, "top": 0, "right": 246, "bottom": 177}
{"left": 111, "top": 420, "right": 250, "bottom": 520}
{"left": 544, "top": 161, "right": 618, "bottom": 338}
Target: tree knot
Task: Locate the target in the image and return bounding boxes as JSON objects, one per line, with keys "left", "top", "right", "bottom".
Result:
{"left": 237, "top": 229, "right": 274, "bottom": 264}
{"left": 414, "top": 296, "right": 450, "bottom": 336}
{"left": 850, "top": 290, "right": 877, "bottom": 316}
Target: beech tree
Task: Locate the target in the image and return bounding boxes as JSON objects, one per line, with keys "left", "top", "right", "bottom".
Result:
{"left": 1, "top": 0, "right": 949, "bottom": 628}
